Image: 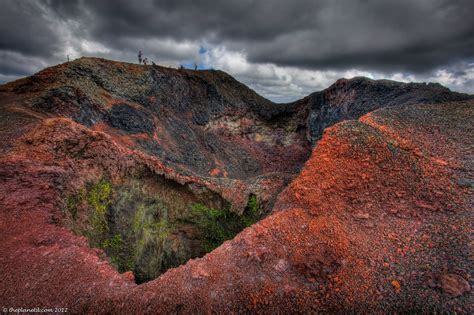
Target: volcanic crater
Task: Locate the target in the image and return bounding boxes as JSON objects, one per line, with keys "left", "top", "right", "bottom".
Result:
{"left": 0, "top": 57, "right": 472, "bottom": 312}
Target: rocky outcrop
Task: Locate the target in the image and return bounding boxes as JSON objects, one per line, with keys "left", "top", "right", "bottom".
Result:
{"left": 299, "top": 77, "right": 472, "bottom": 143}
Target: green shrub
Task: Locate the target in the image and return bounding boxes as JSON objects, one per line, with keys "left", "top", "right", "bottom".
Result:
{"left": 191, "top": 196, "right": 261, "bottom": 252}
{"left": 242, "top": 194, "right": 260, "bottom": 227}
{"left": 87, "top": 180, "right": 112, "bottom": 235}
{"left": 101, "top": 234, "right": 124, "bottom": 250}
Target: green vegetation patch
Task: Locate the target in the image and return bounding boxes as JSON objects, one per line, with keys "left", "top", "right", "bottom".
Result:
{"left": 86, "top": 180, "right": 112, "bottom": 243}
{"left": 190, "top": 194, "right": 261, "bottom": 252}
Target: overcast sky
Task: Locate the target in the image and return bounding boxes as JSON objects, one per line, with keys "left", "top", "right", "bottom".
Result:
{"left": 1, "top": 0, "right": 473, "bottom": 102}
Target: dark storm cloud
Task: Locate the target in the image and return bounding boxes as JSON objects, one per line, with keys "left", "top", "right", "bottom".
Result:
{"left": 46, "top": 0, "right": 320, "bottom": 42}
{"left": 243, "top": 0, "right": 474, "bottom": 72}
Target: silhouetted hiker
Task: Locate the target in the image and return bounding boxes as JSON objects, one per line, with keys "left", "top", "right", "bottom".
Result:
{"left": 143, "top": 58, "right": 148, "bottom": 65}
{"left": 194, "top": 64, "right": 198, "bottom": 70}
{"left": 179, "top": 65, "right": 184, "bottom": 70}
{"left": 138, "top": 51, "right": 142, "bottom": 64}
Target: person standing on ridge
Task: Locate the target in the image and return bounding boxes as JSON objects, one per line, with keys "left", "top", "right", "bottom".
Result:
{"left": 138, "top": 51, "right": 142, "bottom": 64}
{"left": 143, "top": 57, "right": 148, "bottom": 65}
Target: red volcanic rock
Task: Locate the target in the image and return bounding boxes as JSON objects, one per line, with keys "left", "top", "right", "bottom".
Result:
{"left": 0, "top": 58, "right": 472, "bottom": 313}
{"left": 122, "top": 271, "right": 136, "bottom": 283}
{"left": 440, "top": 274, "right": 470, "bottom": 297}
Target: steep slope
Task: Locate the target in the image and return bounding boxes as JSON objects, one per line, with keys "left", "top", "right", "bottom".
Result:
{"left": 0, "top": 58, "right": 472, "bottom": 311}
